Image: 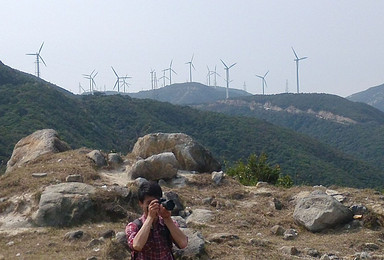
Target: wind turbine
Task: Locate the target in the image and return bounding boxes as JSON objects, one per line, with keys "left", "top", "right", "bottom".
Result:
{"left": 255, "top": 70, "right": 269, "bottom": 95}
{"left": 26, "top": 42, "right": 46, "bottom": 78}
{"left": 150, "top": 69, "right": 155, "bottom": 90}
{"left": 78, "top": 83, "right": 86, "bottom": 94}
{"left": 121, "top": 75, "right": 132, "bottom": 93}
{"left": 83, "top": 69, "right": 98, "bottom": 94}
{"left": 159, "top": 70, "right": 169, "bottom": 87}
{"left": 112, "top": 66, "right": 131, "bottom": 93}
{"left": 206, "top": 66, "right": 213, "bottom": 86}
{"left": 220, "top": 59, "right": 236, "bottom": 99}
{"left": 185, "top": 54, "right": 195, "bottom": 82}
{"left": 292, "top": 47, "right": 307, "bottom": 93}
{"left": 163, "top": 60, "right": 177, "bottom": 85}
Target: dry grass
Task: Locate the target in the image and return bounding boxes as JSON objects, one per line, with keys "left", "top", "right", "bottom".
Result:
{"left": 0, "top": 148, "right": 99, "bottom": 198}
{"left": 1, "top": 151, "right": 384, "bottom": 259}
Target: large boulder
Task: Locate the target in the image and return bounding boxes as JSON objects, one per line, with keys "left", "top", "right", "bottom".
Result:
{"left": 32, "top": 183, "right": 96, "bottom": 227}
{"left": 6, "top": 129, "right": 70, "bottom": 173}
{"left": 131, "top": 133, "right": 221, "bottom": 173}
{"left": 174, "top": 228, "right": 209, "bottom": 260}
{"left": 127, "top": 152, "right": 179, "bottom": 181}
{"left": 293, "top": 190, "right": 353, "bottom": 232}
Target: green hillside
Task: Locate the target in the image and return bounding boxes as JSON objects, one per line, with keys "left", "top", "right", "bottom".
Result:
{"left": 127, "top": 82, "right": 251, "bottom": 105}
{"left": 1, "top": 62, "right": 384, "bottom": 188}
{"left": 347, "top": 83, "right": 384, "bottom": 112}
{"left": 195, "top": 93, "right": 384, "bottom": 171}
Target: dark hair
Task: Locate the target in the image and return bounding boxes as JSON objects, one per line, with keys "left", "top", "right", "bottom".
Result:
{"left": 138, "top": 181, "right": 162, "bottom": 202}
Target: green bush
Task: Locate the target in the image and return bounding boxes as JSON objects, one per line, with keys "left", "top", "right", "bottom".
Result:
{"left": 276, "top": 174, "right": 294, "bottom": 188}
{"left": 226, "top": 153, "right": 281, "bottom": 186}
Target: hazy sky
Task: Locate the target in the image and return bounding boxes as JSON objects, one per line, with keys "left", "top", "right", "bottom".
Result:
{"left": 1, "top": 1, "right": 383, "bottom": 97}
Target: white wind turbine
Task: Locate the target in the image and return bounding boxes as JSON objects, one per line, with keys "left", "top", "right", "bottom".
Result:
{"left": 26, "top": 42, "right": 46, "bottom": 78}
{"left": 255, "top": 70, "right": 269, "bottom": 95}
{"left": 220, "top": 59, "right": 236, "bottom": 99}
{"left": 292, "top": 47, "right": 308, "bottom": 93}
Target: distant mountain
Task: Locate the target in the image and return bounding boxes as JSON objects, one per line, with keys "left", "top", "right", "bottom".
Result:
{"left": 1, "top": 61, "right": 384, "bottom": 188}
{"left": 347, "top": 83, "right": 384, "bottom": 112}
{"left": 127, "top": 82, "right": 252, "bottom": 105}
{"left": 195, "top": 93, "right": 384, "bottom": 172}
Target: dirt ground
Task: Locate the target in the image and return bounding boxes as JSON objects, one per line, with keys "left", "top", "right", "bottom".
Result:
{"left": 1, "top": 150, "right": 384, "bottom": 259}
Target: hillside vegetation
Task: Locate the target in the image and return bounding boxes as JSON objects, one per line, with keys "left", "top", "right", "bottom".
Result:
{"left": 195, "top": 93, "right": 384, "bottom": 173}
{"left": 347, "top": 83, "right": 384, "bottom": 112}
{"left": 1, "top": 62, "right": 384, "bottom": 188}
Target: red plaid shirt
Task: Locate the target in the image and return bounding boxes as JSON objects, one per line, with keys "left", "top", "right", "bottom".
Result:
{"left": 126, "top": 215, "right": 177, "bottom": 260}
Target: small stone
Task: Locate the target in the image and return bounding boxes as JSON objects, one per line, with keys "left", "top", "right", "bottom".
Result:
{"left": 304, "top": 248, "right": 320, "bottom": 257}
{"left": 256, "top": 181, "right": 269, "bottom": 188}
{"left": 86, "top": 257, "right": 98, "bottom": 260}
{"left": 202, "top": 197, "right": 213, "bottom": 205}
{"left": 66, "top": 174, "right": 83, "bottom": 182}
{"left": 64, "top": 230, "right": 84, "bottom": 241}
{"left": 273, "top": 198, "right": 282, "bottom": 210}
{"left": 280, "top": 246, "right": 299, "bottom": 255}
{"left": 32, "top": 173, "right": 47, "bottom": 178}
{"left": 87, "top": 239, "right": 104, "bottom": 248}
{"left": 7, "top": 241, "right": 14, "bottom": 246}
{"left": 212, "top": 171, "right": 224, "bottom": 185}
{"left": 99, "top": 229, "right": 115, "bottom": 239}
{"left": 283, "top": 229, "right": 298, "bottom": 240}
{"left": 270, "top": 225, "right": 285, "bottom": 236}
{"left": 115, "top": 232, "right": 127, "bottom": 245}
{"left": 361, "top": 243, "right": 380, "bottom": 251}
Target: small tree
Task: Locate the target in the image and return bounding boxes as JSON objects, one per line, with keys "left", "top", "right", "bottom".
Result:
{"left": 227, "top": 153, "right": 281, "bottom": 186}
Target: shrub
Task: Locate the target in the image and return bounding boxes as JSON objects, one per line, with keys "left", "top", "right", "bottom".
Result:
{"left": 277, "top": 175, "right": 294, "bottom": 188}
{"left": 226, "top": 153, "right": 281, "bottom": 186}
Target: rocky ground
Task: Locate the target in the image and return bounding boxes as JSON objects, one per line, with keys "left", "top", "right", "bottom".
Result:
{"left": 0, "top": 149, "right": 383, "bottom": 259}
{"left": 1, "top": 130, "right": 384, "bottom": 259}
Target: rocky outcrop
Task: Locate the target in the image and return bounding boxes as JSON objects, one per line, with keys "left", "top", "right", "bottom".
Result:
{"left": 86, "top": 150, "right": 106, "bottom": 167}
{"left": 127, "top": 152, "right": 179, "bottom": 181}
{"left": 293, "top": 190, "right": 353, "bottom": 232}
{"left": 32, "top": 183, "right": 96, "bottom": 227}
{"left": 131, "top": 133, "right": 221, "bottom": 173}
{"left": 6, "top": 129, "right": 70, "bottom": 173}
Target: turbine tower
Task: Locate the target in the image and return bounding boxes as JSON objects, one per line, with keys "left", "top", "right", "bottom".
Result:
{"left": 163, "top": 60, "right": 177, "bottom": 85}
{"left": 255, "top": 70, "right": 269, "bottom": 95}
{"left": 292, "top": 47, "right": 307, "bottom": 93}
{"left": 185, "top": 54, "right": 195, "bottom": 82}
{"left": 159, "top": 70, "right": 169, "bottom": 87}
{"left": 206, "top": 66, "right": 213, "bottom": 86}
{"left": 220, "top": 59, "right": 236, "bottom": 99}
{"left": 26, "top": 42, "right": 46, "bottom": 78}
{"left": 83, "top": 69, "right": 98, "bottom": 95}
{"left": 150, "top": 69, "right": 155, "bottom": 90}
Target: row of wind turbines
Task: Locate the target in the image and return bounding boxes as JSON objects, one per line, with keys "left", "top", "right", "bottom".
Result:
{"left": 26, "top": 43, "right": 308, "bottom": 97}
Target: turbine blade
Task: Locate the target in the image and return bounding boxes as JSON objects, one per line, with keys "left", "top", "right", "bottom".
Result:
{"left": 291, "top": 47, "right": 299, "bottom": 59}
{"left": 39, "top": 55, "right": 47, "bottom": 66}
{"left": 192, "top": 63, "right": 195, "bottom": 70}
{"left": 220, "top": 59, "right": 228, "bottom": 68}
{"left": 38, "top": 42, "right": 44, "bottom": 54}
{"left": 264, "top": 70, "right": 269, "bottom": 77}
{"left": 93, "top": 72, "right": 98, "bottom": 78}
{"left": 111, "top": 66, "right": 119, "bottom": 77}
{"left": 229, "top": 63, "right": 237, "bottom": 69}
{"left": 171, "top": 68, "right": 177, "bottom": 75}
{"left": 113, "top": 80, "right": 118, "bottom": 89}
{"left": 300, "top": 57, "right": 308, "bottom": 60}
{"left": 255, "top": 75, "right": 263, "bottom": 79}
{"left": 170, "top": 59, "right": 173, "bottom": 67}
{"left": 264, "top": 79, "right": 268, "bottom": 88}
{"left": 26, "top": 53, "right": 35, "bottom": 56}
{"left": 191, "top": 54, "right": 194, "bottom": 62}
{"left": 91, "top": 69, "right": 96, "bottom": 76}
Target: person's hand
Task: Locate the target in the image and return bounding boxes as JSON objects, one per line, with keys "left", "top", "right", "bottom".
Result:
{"left": 147, "top": 199, "right": 160, "bottom": 220}
{"left": 159, "top": 204, "right": 172, "bottom": 219}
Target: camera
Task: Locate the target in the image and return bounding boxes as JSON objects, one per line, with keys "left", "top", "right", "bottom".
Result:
{"left": 158, "top": 198, "right": 175, "bottom": 211}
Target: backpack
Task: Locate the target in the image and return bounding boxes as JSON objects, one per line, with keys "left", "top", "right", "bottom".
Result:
{"left": 131, "top": 218, "right": 175, "bottom": 260}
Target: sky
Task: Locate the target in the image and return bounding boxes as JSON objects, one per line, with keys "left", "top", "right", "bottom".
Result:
{"left": 1, "top": 1, "right": 383, "bottom": 97}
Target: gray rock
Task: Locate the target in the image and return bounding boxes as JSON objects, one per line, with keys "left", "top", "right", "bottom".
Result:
{"left": 115, "top": 231, "right": 127, "bottom": 245}
{"left": 207, "top": 233, "right": 239, "bottom": 243}
{"left": 270, "top": 225, "right": 285, "bottom": 236}
{"left": 273, "top": 198, "right": 282, "bottom": 210}
{"left": 86, "top": 150, "right": 106, "bottom": 167}
{"left": 173, "top": 228, "right": 208, "bottom": 260}
{"left": 212, "top": 171, "right": 224, "bottom": 185}
{"left": 293, "top": 191, "right": 353, "bottom": 232}
{"left": 283, "top": 229, "right": 298, "bottom": 240}
{"left": 64, "top": 230, "right": 84, "bottom": 241}
{"left": 33, "top": 183, "right": 96, "bottom": 227}
{"left": 107, "top": 153, "right": 123, "bottom": 165}
{"left": 66, "top": 174, "right": 83, "bottom": 183}
{"left": 127, "top": 152, "right": 179, "bottom": 181}
{"left": 87, "top": 238, "right": 104, "bottom": 248}
{"left": 304, "top": 248, "right": 320, "bottom": 257}
{"left": 172, "top": 216, "right": 187, "bottom": 228}
{"left": 100, "top": 229, "right": 115, "bottom": 239}
{"left": 86, "top": 257, "right": 98, "bottom": 260}
{"left": 131, "top": 133, "right": 221, "bottom": 173}
{"left": 280, "top": 246, "right": 299, "bottom": 255}
{"left": 350, "top": 205, "right": 368, "bottom": 215}
{"left": 6, "top": 129, "right": 70, "bottom": 173}
{"left": 186, "top": 209, "right": 214, "bottom": 226}
{"left": 32, "top": 173, "right": 48, "bottom": 178}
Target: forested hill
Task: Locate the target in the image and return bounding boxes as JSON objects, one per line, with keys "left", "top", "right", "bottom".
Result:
{"left": 195, "top": 93, "right": 384, "bottom": 173}
{"left": 127, "top": 82, "right": 251, "bottom": 105}
{"left": 347, "top": 83, "right": 384, "bottom": 112}
{"left": 1, "top": 61, "right": 384, "bottom": 188}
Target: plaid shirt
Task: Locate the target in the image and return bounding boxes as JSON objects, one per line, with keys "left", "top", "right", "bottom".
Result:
{"left": 126, "top": 215, "right": 177, "bottom": 260}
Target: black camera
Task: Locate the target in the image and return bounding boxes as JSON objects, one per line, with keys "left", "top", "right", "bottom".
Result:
{"left": 158, "top": 198, "right": 175, "bottom": 211}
